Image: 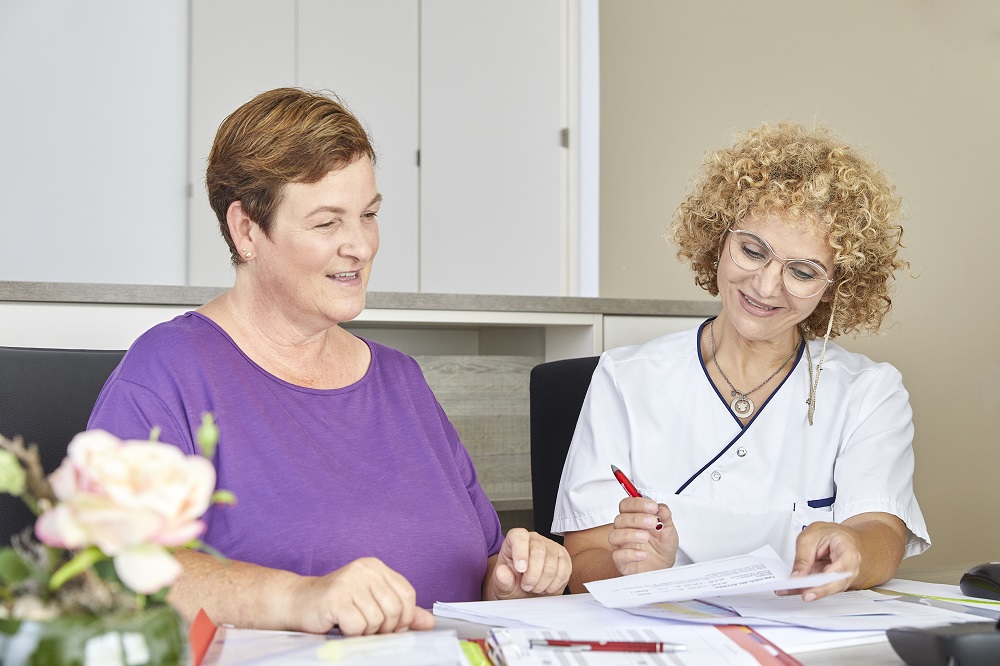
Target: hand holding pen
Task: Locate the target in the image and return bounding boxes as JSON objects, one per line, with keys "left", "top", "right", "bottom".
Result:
{"left": 608, "top": 464, "right": 678, "bottom": 574}
{"left": 611, "top": 465, "right": 662, "bottom": 530}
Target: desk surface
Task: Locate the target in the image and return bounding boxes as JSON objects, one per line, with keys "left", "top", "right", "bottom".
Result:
{"left": 435, "top": 562, "right": 986, "bottom": 666}
{"left": 206, "top": 562, "right": 988, "bottom": 666}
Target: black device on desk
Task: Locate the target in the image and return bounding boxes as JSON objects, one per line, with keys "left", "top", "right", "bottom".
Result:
{"left": 960, "top": 562, "right": 1000, "bottom": 602}
{"left": 887, "top": 620, "right": 1000, "bottom": 666}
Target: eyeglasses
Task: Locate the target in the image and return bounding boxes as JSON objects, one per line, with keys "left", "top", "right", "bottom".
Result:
{"left": 727, "top": 228, "right": 835, "bottom": 298}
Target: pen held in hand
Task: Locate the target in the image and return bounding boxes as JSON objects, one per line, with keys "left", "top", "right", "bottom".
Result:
{"left": 530, "top": 639, "right": 687, "bottom": 653}
{"left": 611, "top": 464, "right": 663, "bottom": 530}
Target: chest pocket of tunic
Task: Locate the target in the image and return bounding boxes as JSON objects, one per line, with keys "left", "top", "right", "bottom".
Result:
{"left": 663, "top": 493, "right": 802, "bottom": 566}
{"left": 789, "top": 502, "right": 835, "bottom": 554}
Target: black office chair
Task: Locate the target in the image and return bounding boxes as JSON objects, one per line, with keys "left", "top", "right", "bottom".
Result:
{"left": 0, "top": 346, "right": 126, "bottom": 546}
{"left": 529, "top": 355, "right": 600, "bottom": 545}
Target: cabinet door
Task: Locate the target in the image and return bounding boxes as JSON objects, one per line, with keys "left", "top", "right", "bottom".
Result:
{"left": 419, "top": 0, "right": 565, "bottom": 296}
{"left": 0, "top": 0, "right": 188, "bottom": 285}
{"left": 187, "top": 0, "right": 297, "bottom": 287}
{"left": 298, "top": 0, "right": 420, "bottom": 293}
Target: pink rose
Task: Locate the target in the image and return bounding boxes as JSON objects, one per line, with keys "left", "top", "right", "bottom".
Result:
{"left": 36, "top": 430, "right": 217, "bottom": 594}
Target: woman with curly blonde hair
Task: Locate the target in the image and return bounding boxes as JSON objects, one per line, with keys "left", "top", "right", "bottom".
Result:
{"left": 553, "top": 122, "right": 929, "bottom": 601}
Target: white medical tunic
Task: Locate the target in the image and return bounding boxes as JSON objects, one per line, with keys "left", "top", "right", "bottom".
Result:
{"left": 552, "top": 320, "right": 930, "bottom": 566}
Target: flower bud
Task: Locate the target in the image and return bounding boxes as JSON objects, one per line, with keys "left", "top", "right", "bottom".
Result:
{"left": 0, "top": 450, "right": 26, "bottom": 496}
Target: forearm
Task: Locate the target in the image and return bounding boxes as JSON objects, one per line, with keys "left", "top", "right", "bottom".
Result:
{"left": 167, "top": 549, "right": 305, "bottom": 631}
{"left": 844, "top": 515, "right": 906, "bottom": 589}
{"left": 568, "top": 548, "right": 621, "bottom": 594}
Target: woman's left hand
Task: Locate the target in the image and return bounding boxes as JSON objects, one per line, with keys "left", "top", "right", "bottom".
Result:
{"left": 484, "top": 528, "right": 572, "bottom": 600}
{"left": 779, "top": 513, "right": 905, "bottom": 602}
{"left": 779, "top": 521, "right": 862, "bottom": 601}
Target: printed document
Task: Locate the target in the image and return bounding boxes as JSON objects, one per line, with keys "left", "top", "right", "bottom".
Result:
{"left": 585, "top": 545, "right": 849, "bottom": 608}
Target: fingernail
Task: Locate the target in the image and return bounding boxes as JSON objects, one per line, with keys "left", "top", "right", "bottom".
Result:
{"left": 804, "top": 592, "right": 817, "bottom": 602}
{"left": 517, "top": 559, "right": 527, "bottom": 572}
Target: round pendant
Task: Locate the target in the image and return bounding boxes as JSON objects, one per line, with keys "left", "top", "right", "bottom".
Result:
{"left": 731, "top": 395, "right": 754, "bottom": 418}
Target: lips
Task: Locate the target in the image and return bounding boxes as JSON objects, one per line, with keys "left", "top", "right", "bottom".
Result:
{"left": 330, "top": 271, "right": 359, "bottom": 281}
{"left": 741, "top": 291, "right": 779, "bottom": 312}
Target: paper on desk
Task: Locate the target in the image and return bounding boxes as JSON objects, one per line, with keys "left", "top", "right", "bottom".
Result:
{"left": 875, "top": 578, "right": 1000, "bottom": 608}
{"left": 585, "top": 545, "right": 850, "bottom": 608}
{"left": 433, "top": 593, "right": 670, "bottom": 630}
{"left": 623, "top": 588, "right": 992, "bottom": 631}
{"left": 202, "top": 627, "right": 466, "bottom": 666}
{"left": 713, "top": 590, "right": 990, "bottom": 631}
{"left": 618, "top": 590, "right": 886, "bottom": 626}
{"left": 753, "top": 625, "right": 886, "bottom": 654}
{"left": 487, "top": 626, "right": 770, "bottom": 666}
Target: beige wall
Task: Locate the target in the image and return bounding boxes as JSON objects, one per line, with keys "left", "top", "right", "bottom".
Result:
{"left": 600, "top": 1, "right": 1000, "bottom": 567}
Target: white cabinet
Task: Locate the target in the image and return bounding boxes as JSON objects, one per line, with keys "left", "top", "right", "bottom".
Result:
{"left": 419, "top": 1, "right": 564, "bottom": 296}
{"left": 187, "top": 0, "right": 568, "bottom": 296}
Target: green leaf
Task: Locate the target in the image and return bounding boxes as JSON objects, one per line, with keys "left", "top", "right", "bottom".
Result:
{"left": 148, "top": 426, "right": 161, "bottom": 442}
{"left": 49, "top": 546, "right": 107, "bottom": 590}
{"left": 196, "top": 412, "right": 219, "bottom": 459}
{"left": 187, "top": 540, "right": 228, "bottom": 563}
{"left": 0, "top": 547, "right": 31, "bottom": 584}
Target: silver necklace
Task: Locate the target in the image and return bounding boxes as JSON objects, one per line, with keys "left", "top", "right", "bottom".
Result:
{"left": 709, "top": 319, "right": 799, "bottom": 419}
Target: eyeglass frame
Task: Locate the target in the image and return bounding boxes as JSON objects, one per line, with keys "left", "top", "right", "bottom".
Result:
{"left": 723, "top": 226, "right": 836, "bottom": 299}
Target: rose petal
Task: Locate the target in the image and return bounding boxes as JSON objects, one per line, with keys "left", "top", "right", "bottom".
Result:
{"left": 114, "top": 545, "right": 182, "bottom": 595}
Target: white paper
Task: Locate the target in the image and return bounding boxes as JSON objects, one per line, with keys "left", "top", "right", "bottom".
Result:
{"left": 617, "top": 591, "right": 889, "bottom": 627}
{"left": 201, "top": 628, "right": 466, "bottom": 666}
{"left": 584, "top": 545, "right": 850, "bottom": 608}
{"left": 433, "top": 593, "right": 668, "bottom": 631}
{"left": 487, "top": 626, "right": 763, "bottom": 666}
{"left": 753, "top": 625, "right": 886, "bottom": 654}
{"left": 875, "top": 578, "right": 1000, "bottom": 609}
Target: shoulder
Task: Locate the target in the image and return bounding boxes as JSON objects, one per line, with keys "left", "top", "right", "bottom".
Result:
{"left": 126, "top": 312, "right": 224, "bottom": 355}
{"left": 115, "top": 312, "right": 239, "bottom": 383}
{"left": 366, "top": 338, "right": 421, "bottom": 373}
{"left": 815, "top": 340, "right": 904, "bottom": 384}
{"left": 810, "top": 341, "right": 908, "bottom": 408}
{"left": 363, "top": 338, "right": 432, "bottom": 391}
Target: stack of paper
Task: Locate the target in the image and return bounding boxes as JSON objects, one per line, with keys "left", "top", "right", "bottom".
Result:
{"left": 201, "top": 628, "right": 468, "bottom": 665}
{"left": 433, "top": 545, "right": 995, "bottom": 656}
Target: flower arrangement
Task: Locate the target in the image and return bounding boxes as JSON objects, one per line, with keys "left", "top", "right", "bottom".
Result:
{"left": 0, "top": 415, "right": 231, "bottom": 634}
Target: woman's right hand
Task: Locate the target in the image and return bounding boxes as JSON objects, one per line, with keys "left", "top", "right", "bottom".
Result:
{"left": 290, "top": 557, "right": 436, "bottom": 636}
{"left": 608, "top": 496, "right": 679, "bottom": 575}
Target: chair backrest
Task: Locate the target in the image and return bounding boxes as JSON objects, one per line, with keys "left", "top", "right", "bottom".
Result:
{"left": 529, "top": 355, "right": 600, "bottom": 544}
{"left": 0, "top": 346, "right": 126, "bottom": 546}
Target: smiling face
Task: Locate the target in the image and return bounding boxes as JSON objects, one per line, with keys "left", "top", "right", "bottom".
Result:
{"left": 251, "top": 156, "right": 380, "bottom": 329}
{"left": 716, "top": 212, "right": 835, "bottom": 345}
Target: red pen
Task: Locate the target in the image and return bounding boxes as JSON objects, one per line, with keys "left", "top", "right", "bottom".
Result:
{"left": 529, "top": 639, "right": 686, "bottom": 653}
{"left": 611, "top": 464, "right": 663, "bottom": 530}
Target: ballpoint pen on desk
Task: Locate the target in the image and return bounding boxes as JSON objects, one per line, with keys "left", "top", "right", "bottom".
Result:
{"left": 610, "top": 464, "right": 663, "bottom": 530}
{"left": 530, "top": 639, "right": 687, "bottom": 653}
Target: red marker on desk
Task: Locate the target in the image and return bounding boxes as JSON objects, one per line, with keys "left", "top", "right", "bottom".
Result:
{"left": 610, "top": 464, "right": 663, "bottom": 530}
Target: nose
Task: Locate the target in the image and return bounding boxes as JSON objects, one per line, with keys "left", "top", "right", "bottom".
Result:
{"left": 754, "top": 259, "right": 786, "bottom": 297}
{"left": 338, "top": 219, "right": 378, "bottom": 262}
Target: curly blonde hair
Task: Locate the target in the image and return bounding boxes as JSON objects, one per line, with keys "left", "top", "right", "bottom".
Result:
{"left": 670, "top": 122, "right": 907, "bottom": 338}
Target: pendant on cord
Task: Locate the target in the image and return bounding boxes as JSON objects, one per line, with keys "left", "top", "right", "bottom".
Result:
{"left": 731, "top": 395, "right": 754, "bottom": 418}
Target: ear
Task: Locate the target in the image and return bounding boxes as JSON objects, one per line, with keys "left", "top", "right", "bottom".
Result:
{"left": 227, "top": 201, "right": 256, "bottom": 256}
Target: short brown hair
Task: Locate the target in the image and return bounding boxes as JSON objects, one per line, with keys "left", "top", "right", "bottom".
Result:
{"left": 670, "top": 122, "right": 906, "bottom": 338}
{"left": 206, "top": 87, "right": 376, "bottom": 266}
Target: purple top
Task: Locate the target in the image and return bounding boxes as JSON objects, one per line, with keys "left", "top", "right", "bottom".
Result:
{"left": 89, "top": 312, "right": 503, "bottom": 608}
